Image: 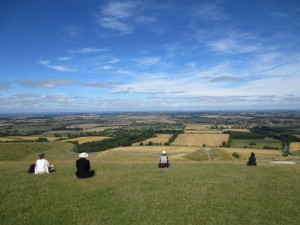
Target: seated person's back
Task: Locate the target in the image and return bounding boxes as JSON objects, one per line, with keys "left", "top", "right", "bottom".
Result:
{"left": 76, "top": 152, "right": 95, "bottom": 178}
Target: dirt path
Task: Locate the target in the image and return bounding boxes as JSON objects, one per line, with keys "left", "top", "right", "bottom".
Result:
{"left": 205, "top": 147, "right": 212, "bottom": 161}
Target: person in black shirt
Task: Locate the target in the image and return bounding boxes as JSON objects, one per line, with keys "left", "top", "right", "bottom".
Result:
{"left": 75, "top": 152, "right": 95, "bottom": 178}
{"left": 247, "top": 152, "right": 257, "bottom": 166}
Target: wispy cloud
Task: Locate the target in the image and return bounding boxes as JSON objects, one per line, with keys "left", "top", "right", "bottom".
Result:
{"left": 16, "top": 79, "right": 79, "bottom": 88}
{"left": 38, "top": 60, "right": 74, "bottom": 72}
{"left": 57, "top": 57, "right": 73, "bottom": 61}
{"left": 62, "top": 26, "right": 83, "bottom": 38}
{"left": 0, "top": 82, "right": 10, "bottom": 89}
{"left": 136, "top": 56, "right": 161, "bottom": 67}
{"left": 207, "top": 38, "right": 260, "bottom": 54}
{"left": 194, "top": 2, "right": 227, "bottom": 21}
{"left": 94, "top": 1, "right": 157, "bottom": 35}
{"left": 82, "top": 82, "right": 119, "bottom": 88}
{"left": 66, "top": 48, "right": 110, "bottom": 54}
{"left": 208, "top": 76, "right": 244, "bottom": 83}
{"left": 95, "top": 1, "right": 137, "bottom": 34}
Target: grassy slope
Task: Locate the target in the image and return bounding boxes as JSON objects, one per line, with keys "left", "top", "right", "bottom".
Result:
{"left": 0, "top": 142, "right": 74, "bottom": 161}
{"left": 0, "top": 145, "right": 300, "bottom": 225}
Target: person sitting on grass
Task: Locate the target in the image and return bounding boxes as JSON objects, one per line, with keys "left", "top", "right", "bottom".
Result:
{"left": 158, "top": 151, "right": 170, "bottom": 168}
{"left": 247, "top": 152, "right": 257, "bottom": 166}
{"left": 34, "top": 153, "right": 54, "bottom": 174}
{"left": 75, "top": 152, "right": 95, "bottom": 178}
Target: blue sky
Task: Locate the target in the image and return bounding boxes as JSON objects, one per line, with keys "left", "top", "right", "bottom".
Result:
{"left": 1, "top": 0, "right": 300, "bottom": 113}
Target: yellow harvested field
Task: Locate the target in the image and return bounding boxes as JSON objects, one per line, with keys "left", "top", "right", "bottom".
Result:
{"left": 0, "top": 137, "right": 20, "bottom": 142}
{"left": 184, "top": 124, "right": 221, "bottom": 134}
{"left": 184, "top": 130, "right": 221, "bottom": 134}
{"left": 185, "top": 124, "right": 213, "bottom": 130}
{"left": 220, "top": 147, "right": 283, "bottom": 160}
{"left": 0, "top": 136, "right": 58, "bottom": 142}
{"left": 172, "top": 134, "right": 229, "bottom": 147}
{"left": 85, "top": 126, "right": 121, "bottom": 132}
{"left": 290, "top": 142, "right": 300, "bottom": 151}
{"left": 61, "top": 136, "right": 110, "bottom": 144}
{"left": 133, "top": 134, "right": 172, "bottom": 146}
{"left": 222, "top": 147, "right": 281, "bottom": 155}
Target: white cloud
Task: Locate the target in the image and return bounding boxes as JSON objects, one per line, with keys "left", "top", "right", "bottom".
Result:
{"left": 67, "top": 48, "right": 110, "bottom": 54}
{"left": 62, "top": 26, "right": 82, "bottom": 38}
{"left": 194, "top": 3, "right": 227, "bottom": 21}
{"left": 207, "top": 38, "right": 260, "bottom": 54}
{"left": 57, "top": 57, "right": 73, "bottom": 61}
{"left": 137, "top": 57, "right": 161, "bottom": 67}
{"left": 102, "top": 65, "right": 113, "bottom": 70}
{"left": 94, "top": 1, "right": 158, "bottom": 35}
{"left": 95, "top": 1, "right": 137, "bottom": 34}
{"left": 16, "top": 79, "right": 79, "bottom": 88}
{"left": 38, "top": 60, "right": 74, "bottom": 72}
{"left": 102, "top": 1, "right": 136, "bottom": 19}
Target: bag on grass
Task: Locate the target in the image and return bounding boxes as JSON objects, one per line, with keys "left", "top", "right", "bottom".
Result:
{"left": 28, "top": 164, "right": 35, "bottom": 173}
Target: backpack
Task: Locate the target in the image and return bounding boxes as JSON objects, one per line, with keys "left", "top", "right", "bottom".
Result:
{"left": 28, "top": 164, "right": 35, "bottom": 173}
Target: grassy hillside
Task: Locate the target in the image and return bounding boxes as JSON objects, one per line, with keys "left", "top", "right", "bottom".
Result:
{"left": 0, "top": 142, "right": 75, "bottom": 161}
{"left": 0, "top": 145, "right": 299, "bottom": 225}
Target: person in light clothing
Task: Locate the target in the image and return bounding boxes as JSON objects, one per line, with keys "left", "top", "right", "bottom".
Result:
{"left": 35, "top": 153, "right": 53, "bottom": 174}
{"left": 158, "top": 150, "right": 170, "bottom": 168}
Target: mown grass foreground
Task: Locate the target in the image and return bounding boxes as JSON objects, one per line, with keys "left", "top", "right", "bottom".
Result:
{"left": 1, "top": 145, "right": 300, "bottom": 225}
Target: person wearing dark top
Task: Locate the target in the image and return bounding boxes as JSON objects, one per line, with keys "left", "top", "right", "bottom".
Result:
{"left": 75, "top": 152, "right": 95, "bottom": 178}
{"left": 247, "top": 152, "right": 257, "bottom": 166}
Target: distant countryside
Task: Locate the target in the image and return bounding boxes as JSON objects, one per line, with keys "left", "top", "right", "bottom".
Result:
{"left": 1, "top": 111, "right": 300, "bottom": 225}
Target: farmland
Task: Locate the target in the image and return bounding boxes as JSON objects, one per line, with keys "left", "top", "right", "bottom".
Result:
{"left": 172, "top": 133, "right": 230, "bottom": 147}
{"left": 0, "top": 111, "right": 300, "bottom": 225}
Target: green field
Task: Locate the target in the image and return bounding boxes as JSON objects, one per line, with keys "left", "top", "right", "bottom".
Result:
{"left": 1, "top": 143, "right": 300, "bottom": 225}
{"left": 230, "top": 139, "right": 282, "bottom": 149}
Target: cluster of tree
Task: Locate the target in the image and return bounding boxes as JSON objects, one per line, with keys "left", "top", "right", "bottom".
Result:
{"left": 250, "top": 126, "right": 300, "bottom": 143}
{"left": 0, "top": 130, "right": 46, "bottom": 137}
{"left": 75, "top": 129, "right": 156, "bottom": 153}
{"left": 164, "top": 131, "right": 183, "bottom": 145}
{"left": 51, "top": 126, "right": 83, "bottom": 131}
{"left": 223, "top": 131, "right": 265, "bottom": 139}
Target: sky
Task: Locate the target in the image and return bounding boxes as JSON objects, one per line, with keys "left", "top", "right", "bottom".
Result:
{"left": 1, "top": 0, "right": 300, "bottom": 113}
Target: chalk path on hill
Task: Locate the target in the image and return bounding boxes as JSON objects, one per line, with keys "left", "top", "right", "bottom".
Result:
{"left": 205, "top": 147, "right": 212, "bottom": 161}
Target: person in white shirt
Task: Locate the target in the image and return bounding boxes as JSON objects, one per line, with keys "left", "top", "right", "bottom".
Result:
{"left": 158, "top": 150, "right": 170, "bottom": 168}
{"left": 34, "top": 153, "right": 53, "bottom": 174}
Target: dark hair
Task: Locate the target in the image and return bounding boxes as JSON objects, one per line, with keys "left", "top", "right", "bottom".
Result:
{"left": 38, "top": 153, "right": 45, "bottom": 158}
{"left": 251, "top": 152, "right": 255, "bottom": 157}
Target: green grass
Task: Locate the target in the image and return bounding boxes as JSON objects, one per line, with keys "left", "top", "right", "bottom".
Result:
{"left": 231, "top": 139, "right": 282, "bottom": 149}
{"left": 1, "top": 145, "right": 300, "bottom": 225}
{"left": 0, "top": 142, "right": 74, "bottom": 161}
{"left": 183, "top": 148, "right": 233, "bottom": 161}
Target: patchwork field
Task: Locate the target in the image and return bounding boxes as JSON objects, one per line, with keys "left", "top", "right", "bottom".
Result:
{"left": 66, "top": 123, "right": 100, "bottom": 130}
{"left": 184, "top": 124, "right": 221, "bottom": 134}
{"left": 1, "top": 112, "right": 300, "bottom": 224}
{"left": 85, "top": 126, "right": 122, "bottom": 132}
{"left": 0, "top": 136, "right": 59, "bottom": 142}
{"left": 172, "top": 134, "right": 230, "bottom": 147}
{"left": 220, "top": 147, "right": 283, "bottom": 160}
{"left": 223, "top": 128, "right": 250, "bottom": 132}
{"left": 290, "top": 142, "right": 300, "bottom": 151}
{"left": 61, "top": 136, "right": 110, "bottom": 144}
{"left": 133, "top": 134, "right": 172, "bottom": 146}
